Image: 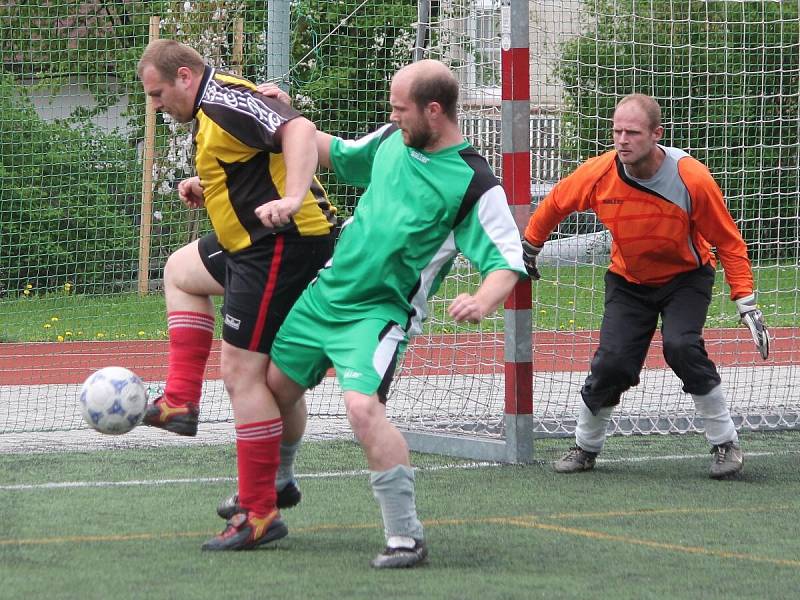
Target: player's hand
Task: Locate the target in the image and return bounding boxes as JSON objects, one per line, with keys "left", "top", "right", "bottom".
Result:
{"left": 448, "top": 293, "right": 485, "bottom": 324}
{"left": 178, "top": 176, "right": 204, "bottom": 209}
{"left": 255, "top": 195, "right": 303, "bottom": 228}
{"left": 735, "top": 293, "right": 770, "bottom": 360}
{"left": 521, "top": 238, "right": 543, "bottom": 280}
{"left": 256, "top": 82, "right": 292, "bottom": 106}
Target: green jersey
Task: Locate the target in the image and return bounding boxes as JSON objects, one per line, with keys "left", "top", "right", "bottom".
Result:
{"left": 306, "top": 124, "right": 525, "bottom": 333}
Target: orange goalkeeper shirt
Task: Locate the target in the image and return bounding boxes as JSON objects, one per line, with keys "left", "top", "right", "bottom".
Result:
{"left": 524, "top": 147, "right": 753, "bottom": 300}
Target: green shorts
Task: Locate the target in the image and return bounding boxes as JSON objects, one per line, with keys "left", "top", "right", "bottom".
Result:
{"left": 270, "top": 293, "right": 407, "bottom": 403}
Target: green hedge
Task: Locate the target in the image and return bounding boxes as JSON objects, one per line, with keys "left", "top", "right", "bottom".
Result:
{"left": 0, "top": 75, "right": 141, "bottom": 296}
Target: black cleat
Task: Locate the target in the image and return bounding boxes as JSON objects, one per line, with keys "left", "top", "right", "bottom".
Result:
{"left": 370, "top": 537, "right": 428, "bottom": 568}
{"left": 201, "top": 509, "right": 288, "bottom": 551}
{"left": 142, "top": 396, "right": 199, "bottom": 437}
{"left": 217, "top": 480, "right": 302, "bottom": 520}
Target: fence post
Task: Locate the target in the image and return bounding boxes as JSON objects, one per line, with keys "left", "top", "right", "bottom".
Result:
{"left": 267, "top": 0, "right": 290, "bottom": 89}
{"left": 501, "top": 0, "right": 533, "bottom": 463}
{"left": 138, "top": 15, "right": 160, "bottom": 296}
{"left": 232, "top": 18, "right": 244, "bottom": 76}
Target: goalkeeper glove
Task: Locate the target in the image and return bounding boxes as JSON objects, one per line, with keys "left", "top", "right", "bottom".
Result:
{"left": 735, "top": 293, "right": 770, "bottom": 360}
{"left": 521, "top": 239, "right": 543, "bottom": 280}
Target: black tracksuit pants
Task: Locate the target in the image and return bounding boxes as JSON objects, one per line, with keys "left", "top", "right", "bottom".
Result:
{"left": 580, "top": 264, "right": 722, "bottom": 414}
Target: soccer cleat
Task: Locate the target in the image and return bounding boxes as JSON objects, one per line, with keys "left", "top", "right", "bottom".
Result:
{"left": 370, "top": 537, "right": 428, "bottom": 569}
{"left": 201, "top": 509, "right": 288, "bottom": 551}
{"left": 553, "top": 445, "right": 597, "bottom": 473}
{"left": 142, "top": 395, "right": 199, "bottom": 437}
{"left": 217, "top": 480, "right": 302, "bottom": 520}
{"left": 709, "top": 441, "right": 744, "bottom": 479}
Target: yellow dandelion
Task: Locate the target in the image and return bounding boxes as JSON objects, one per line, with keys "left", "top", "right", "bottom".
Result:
{"left": 96, "top": 332, "right": 105, "bottom": 339}
{"left": 65, "top": 331, "right": 73, "bottom": 337}
{"left": 57, "top": 335, "right": 64, "bottom": 342}
{"left": 64, "top": 282, "right": 73, "bottom": 291}
{"left": 569, "top": 319, "right": 575, "bottom": 325}
{"left": 51, "top": 317, "right": 59, "bottom": 322}
{"left": 137, "top": 331, "right": 146, "bottom": 337}
{"left": 539, "top": 309, "right": 547, "bottom": 315}
{"left": 43, "top": 323, "right": 52, "bottom": 329}
{"left": 25, "top": 284, "right": 33, "bottom": 289}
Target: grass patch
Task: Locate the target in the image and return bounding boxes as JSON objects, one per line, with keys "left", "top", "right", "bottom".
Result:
{"left": 2, "top": 264, "right": 797, "bottom": 342}
{"left": 1, "top": 433, "right": 798, "bottom": 599}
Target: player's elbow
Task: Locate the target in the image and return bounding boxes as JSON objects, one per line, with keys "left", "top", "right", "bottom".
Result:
{"left": 287, "top": 116, "right": 317, "bottom": 139}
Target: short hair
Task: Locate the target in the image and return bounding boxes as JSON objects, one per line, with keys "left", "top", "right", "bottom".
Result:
{"left": 137, "top": 39, "right": 205, "bottom": 81}
{"left": 410, "top": 69, "right": 459, "bottom": 121}
{"left": 615, "top": 94, "right": 662, "bottom": 130}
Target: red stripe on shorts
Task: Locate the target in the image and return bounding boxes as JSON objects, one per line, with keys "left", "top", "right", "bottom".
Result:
{"left": 248, "top": 235, "right": 285, "bottom": 352}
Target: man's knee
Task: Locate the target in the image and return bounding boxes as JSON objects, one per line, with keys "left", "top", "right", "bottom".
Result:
{"left": 581, "top": 349, "right": 639, "bottom": 413}
{"left": 344, "top": 393, "right": 381, "bottom": 437}
{"left": 164, "top": 246, "right": 192, "bottom": 290}
{"left": 221, "top": 347, "right": 267, "bottom": 395}
{"left": 663, "top": 332, "right": 706, "bottom": 370}
{"left": 267, "top": 363, "right": 305, "bottom": 410}
{"left": 592, "top": 348, "right": 640, "bottom": 388}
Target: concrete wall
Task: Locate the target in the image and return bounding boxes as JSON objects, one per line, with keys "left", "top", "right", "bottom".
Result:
{"left": 24, "top": 78, "right": 131, "bottom": 135}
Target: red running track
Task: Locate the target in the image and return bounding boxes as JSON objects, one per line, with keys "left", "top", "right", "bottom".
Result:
{"left": 0, "top": 328, "right": 796, "bottom": 386}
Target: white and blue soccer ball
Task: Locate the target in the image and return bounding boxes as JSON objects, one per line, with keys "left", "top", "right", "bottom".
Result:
{"left": 80, "top": 366, "right": 147, "bottom": 435}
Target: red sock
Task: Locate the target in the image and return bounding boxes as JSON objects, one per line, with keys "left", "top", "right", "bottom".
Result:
{"left": 236, "top": 419, "right": 282, "bottom": 517}
{"left": 162, "top": 311, "right": 214, "bottom": 408}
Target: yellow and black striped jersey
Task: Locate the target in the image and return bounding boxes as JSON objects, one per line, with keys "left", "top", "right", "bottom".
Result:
{"left": 192, "top": 66, "right": 336, "bottom": 252}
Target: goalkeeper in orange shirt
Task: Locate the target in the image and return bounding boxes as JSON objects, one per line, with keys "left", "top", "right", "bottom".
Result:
{"left": 522, "top": 94, "right": 769, "bottom": 479}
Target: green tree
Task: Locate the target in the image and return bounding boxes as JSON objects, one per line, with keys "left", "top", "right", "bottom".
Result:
{"left": 288, "top": 0, "right": 417, "bottom": 212}
{"left": 0, "top": 1, "right": 418, "bottom": 292}
{"left": 557, "top": 0, "right": 799, "bottom": 260}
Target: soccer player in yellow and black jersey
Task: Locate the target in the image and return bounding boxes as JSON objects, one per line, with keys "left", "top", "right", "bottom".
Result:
{"left": 138, "top": 39, "right": 336, "bottom": 550}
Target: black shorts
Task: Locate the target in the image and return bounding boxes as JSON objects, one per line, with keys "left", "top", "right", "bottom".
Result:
{"left": 205, "top": 233, "right": 334, "bottom": 355}
{"left": 198, "top": 233, "right": 226, "bottom": 286}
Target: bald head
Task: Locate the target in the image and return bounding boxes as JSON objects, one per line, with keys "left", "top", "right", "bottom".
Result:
{"left": 393, "top": 59, "right": 459, "bottom": 121}
{"left": 615, "top": 94, "right": 662, "bottom": 131}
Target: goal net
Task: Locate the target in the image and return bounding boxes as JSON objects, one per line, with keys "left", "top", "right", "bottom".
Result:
{"left": 392, "top": 0, "right": 800, "bottom": 458}
{"left": 1, "top": 1, "right": 798, "bottom": 458}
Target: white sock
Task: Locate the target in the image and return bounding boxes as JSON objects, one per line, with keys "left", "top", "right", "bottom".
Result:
{"left": 370, "top": 465, "right": 424, "bottom": 542}
{"left": 276, "top": 440, "right": 301, "bottom": 490}
{"left": 575, "top": 404, "right": 613, "bottom": 454}
{"left": 692, "top": 384, "right": 738, "bottom": 446}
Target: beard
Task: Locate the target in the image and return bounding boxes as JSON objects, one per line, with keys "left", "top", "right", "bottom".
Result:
{"left": 405, "top": 124, "right": 434, "bottom": 150}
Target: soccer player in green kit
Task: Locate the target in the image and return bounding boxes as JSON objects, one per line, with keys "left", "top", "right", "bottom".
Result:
{"left": 259, "top": 59, "right": 526, "bottom": 568}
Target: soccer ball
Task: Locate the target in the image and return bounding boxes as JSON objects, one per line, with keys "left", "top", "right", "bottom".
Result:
{"left": 80, "top": 366, "right": 148, "bottom": 435}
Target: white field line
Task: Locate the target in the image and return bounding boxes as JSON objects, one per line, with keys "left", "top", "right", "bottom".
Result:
{"left": 3, "top": 451, "right": 798, "bottom": 492}
{"left": 0, "top": 461, "right": 496, "bottom": 491}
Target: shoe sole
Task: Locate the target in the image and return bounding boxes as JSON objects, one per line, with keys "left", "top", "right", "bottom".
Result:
{"left": 142, "top": 411, "right": 198, "bottom": 437}
{"left": 201, "top": 521, "right": 289, "bottom": 551}
{"left": 553, "top": 463, "right": 595, "bottom": 473}
{"left": 710, "top": 464, "right": 744, "bottom": 480}
{"left": 370, "top": 547, "right": 428, "bottom": 568}
{"left": 142, "top": 421, "right": 198, "bottom": 437}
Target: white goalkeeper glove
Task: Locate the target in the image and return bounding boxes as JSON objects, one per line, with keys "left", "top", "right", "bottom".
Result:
{"left": 521, "top": 239, "right": 543, "bottom": 280}
{"left": 735, "top": 293, "right": 770, "bottom": 360}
